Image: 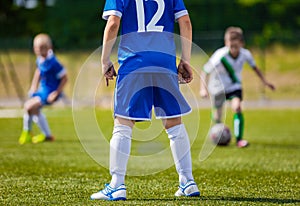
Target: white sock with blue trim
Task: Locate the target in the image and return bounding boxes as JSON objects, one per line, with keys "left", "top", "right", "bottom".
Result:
{"left": 33, "top": 113, "right": 51, "bottom": 137}
{"left": 109, "top": 124, "right": 132, "bottom": 188}
{"left": 166, "top": 124, "right": 194, "bottom": 186}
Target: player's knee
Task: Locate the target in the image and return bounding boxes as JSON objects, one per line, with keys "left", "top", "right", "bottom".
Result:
{"left": 23, "top": 102, "right": 29, "bottom": 111}
{"left": 24, "top": 101, "right": 33, "bottom": 112}
{"left": 25, "top": 97, "right": 42, "bottom": 113}
{"left": 166, "top": 123, "right": 187, "bottom": 140}
{"left": 24, "top": 102, "right": 39, "bottom": 115}
{"left": 232, "top": 105, "right": 241, "bottom": 113}
{"left": 114, "top": 117, "right": 135, "bottom": 128}
{"left": 231, "top": 99, "right": 242, "bottom": 113}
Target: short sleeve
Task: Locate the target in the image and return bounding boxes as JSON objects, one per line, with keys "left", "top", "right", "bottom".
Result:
{"left": 244, "top": 49, "right": 256, "bottom": 68}
{"left": 102, "top": 0, "right": 123, "bottom": 20}
{"left": 56, "top": 67, "right": 66, "bottom": 79}
{"left": 203, "top": 60, "right": 215, "bottom": 74}
{"left": 203, "top": 47, "right": 228, "bottom": 74}
{"left": 52, "top": 60, "right": 66, "bottom": 79}
{"left": 174, "top": 0, "right": 188, "bottom": 20}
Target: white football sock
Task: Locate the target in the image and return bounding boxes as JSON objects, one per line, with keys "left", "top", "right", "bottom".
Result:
{"left": 166, "top": 124, "right": 194, "bottom": 186}
{"left": 109, "top": 124, "right": 132, "bottom": 188}
{"left": 33, "top": 113, "right": 51, "bottom": 137}
{"left": 23, "top": 113, "right": 33, "bottom": 131}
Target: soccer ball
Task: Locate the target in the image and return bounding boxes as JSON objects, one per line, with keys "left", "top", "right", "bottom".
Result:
{"left": 210, "top": 123, "right": 231, "bottom": 146}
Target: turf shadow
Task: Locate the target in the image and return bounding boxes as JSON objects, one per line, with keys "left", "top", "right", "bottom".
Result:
{"left": 128, "top": 196, "right": 299, "bottom": 204}
{"left": 201, "top": 195, "right": 300, "bottom": 204}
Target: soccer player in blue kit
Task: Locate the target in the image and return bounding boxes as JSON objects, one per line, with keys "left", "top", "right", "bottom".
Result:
{"left": 18, "top": 33, "right": 67, "bottom": 144}
{"left": 90, "top": 0, "right": 200, "bottom": 201}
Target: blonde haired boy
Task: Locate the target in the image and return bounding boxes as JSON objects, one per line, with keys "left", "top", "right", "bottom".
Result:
{"left": 18, "top": 33, "right": 67, "bottom": 144}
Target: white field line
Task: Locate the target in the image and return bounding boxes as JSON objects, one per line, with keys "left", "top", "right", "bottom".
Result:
{"left": 0, "top": 99, "right": 299, "bottom": 118}
{"left": 0, "top": 109, "right": 23, "bottom": 118}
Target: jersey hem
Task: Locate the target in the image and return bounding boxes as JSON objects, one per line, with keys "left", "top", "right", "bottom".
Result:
{"left": 175, "top": 10, "right": 188, "bottom": 20}
{"left": 175, "top": 10, "right": 189, "bottom": 21}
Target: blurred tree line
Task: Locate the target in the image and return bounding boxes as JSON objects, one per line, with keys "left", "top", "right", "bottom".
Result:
{"left": 0, "top": 0, "right": 299, "bottom": 50}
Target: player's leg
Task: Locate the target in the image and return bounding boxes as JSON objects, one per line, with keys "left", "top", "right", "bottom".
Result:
{"left": 212, "top": 106, "right": 223, "bottom": 123}
{"left": 164, "top": 117, "right": 193, "bottom": 185}
{"left": 91, "top": 73, "right": 141, "bottom": 201}
{"left": 153, "top": 73, "right": 199, "bottom": 196}
{"left": 212, "top": 93, "right": 226, "bottom": 124}
{"left": 27, "top": 94, "right": 54, "bottom": 143}
{"left": 32, "top": 111, "right": 54, "bottom": 143}
{"left": 109, "top": 73, "right": 148, "bottom": 188}
{"left": 110, "top": 117, "right": 134, "bottom": 188}
{"left": 90, "top": 117, "right": 134, "bottom": 201}
{"left": 231, "top": 97, "right": 248, "bottom": 147}
{"left": 19, "top": 97, "right": 41, "bottom": 144}
{"left": 164, "top": 117, "right": 200, "bottom": 197}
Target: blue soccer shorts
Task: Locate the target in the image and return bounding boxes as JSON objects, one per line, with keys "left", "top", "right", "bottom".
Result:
{"left": 114, "top": 72, "right": 191, "bottom": 121}
{"left": 32, "top": 89, "right": 60, "bottom": 106}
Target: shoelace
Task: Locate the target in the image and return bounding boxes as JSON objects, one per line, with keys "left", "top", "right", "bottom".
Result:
{"left": 102, "top": 184, "right": 114, "bottom": 195}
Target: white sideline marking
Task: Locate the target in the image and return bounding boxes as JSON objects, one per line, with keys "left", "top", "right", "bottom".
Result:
{"left": 0, "top": 109, "right": 23, "bottom": 118}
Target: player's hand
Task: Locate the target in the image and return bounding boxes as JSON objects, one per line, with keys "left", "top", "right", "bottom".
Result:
{"left": 266, "top": 82, "right": 275, "bottom": 91}
{"left": 47, "top": 91, "right": 59, "bottom": 104}
{"left": 200, "top": 88, "right": 209, "bottom": 98}
{"left": 28, "top": 87, "right": 37, "bottom": 97}
{"left": 102, "top": 62, "right": 117, "bottom": 87}
{"left": 178, "top": 60, "right": 193, "bottom": 84}
{"left": 104, "top": 65, "right": 117, "bottom": 87}
{"left": 27, "top": 90, "right": 34, "bottom": 98}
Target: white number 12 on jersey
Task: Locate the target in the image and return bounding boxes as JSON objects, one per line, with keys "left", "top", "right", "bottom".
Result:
{"left": 135, "top": 0, "right": 165, "bottom": 32}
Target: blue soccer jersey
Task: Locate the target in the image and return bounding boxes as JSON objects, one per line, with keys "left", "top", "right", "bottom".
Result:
{"left": 36, "top": 51, "right": 66, "bottom": 93}
{"left": 102, "top": 0, "right": 188, "bottom": 74}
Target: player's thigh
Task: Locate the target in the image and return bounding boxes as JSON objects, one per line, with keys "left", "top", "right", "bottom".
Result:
{"left": 114, "top": 116, "right": 135, "bottom": 128}
{"left": 153, "top": 73, "right": 191, "bottom": 118}
{"left": 162, "top": 117, "right": 182, "bottom": 129}
{"left": 225, "top": 90, "right": 243, "bottom": 113}
{"left": 114, "top": 73, "right": 153, "bottom": 120}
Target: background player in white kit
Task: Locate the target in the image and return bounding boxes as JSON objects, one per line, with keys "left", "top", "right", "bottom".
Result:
{"left": 90, "top": 0, "right": 200, "bottom": 201}
{"left": 200, "top": 27, "right": 275, "bottom": 148}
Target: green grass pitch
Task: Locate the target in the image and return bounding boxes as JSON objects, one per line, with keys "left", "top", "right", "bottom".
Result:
{"left": 0, "top": 108, "right": 299, "bottom": 205}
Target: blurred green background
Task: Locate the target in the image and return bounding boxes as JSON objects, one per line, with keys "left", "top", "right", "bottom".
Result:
{"left": 0, "top": 0, "right": 300, "bottom": 106}
{"left": 1, "top": 0, "right": 300, "bottom": 49}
